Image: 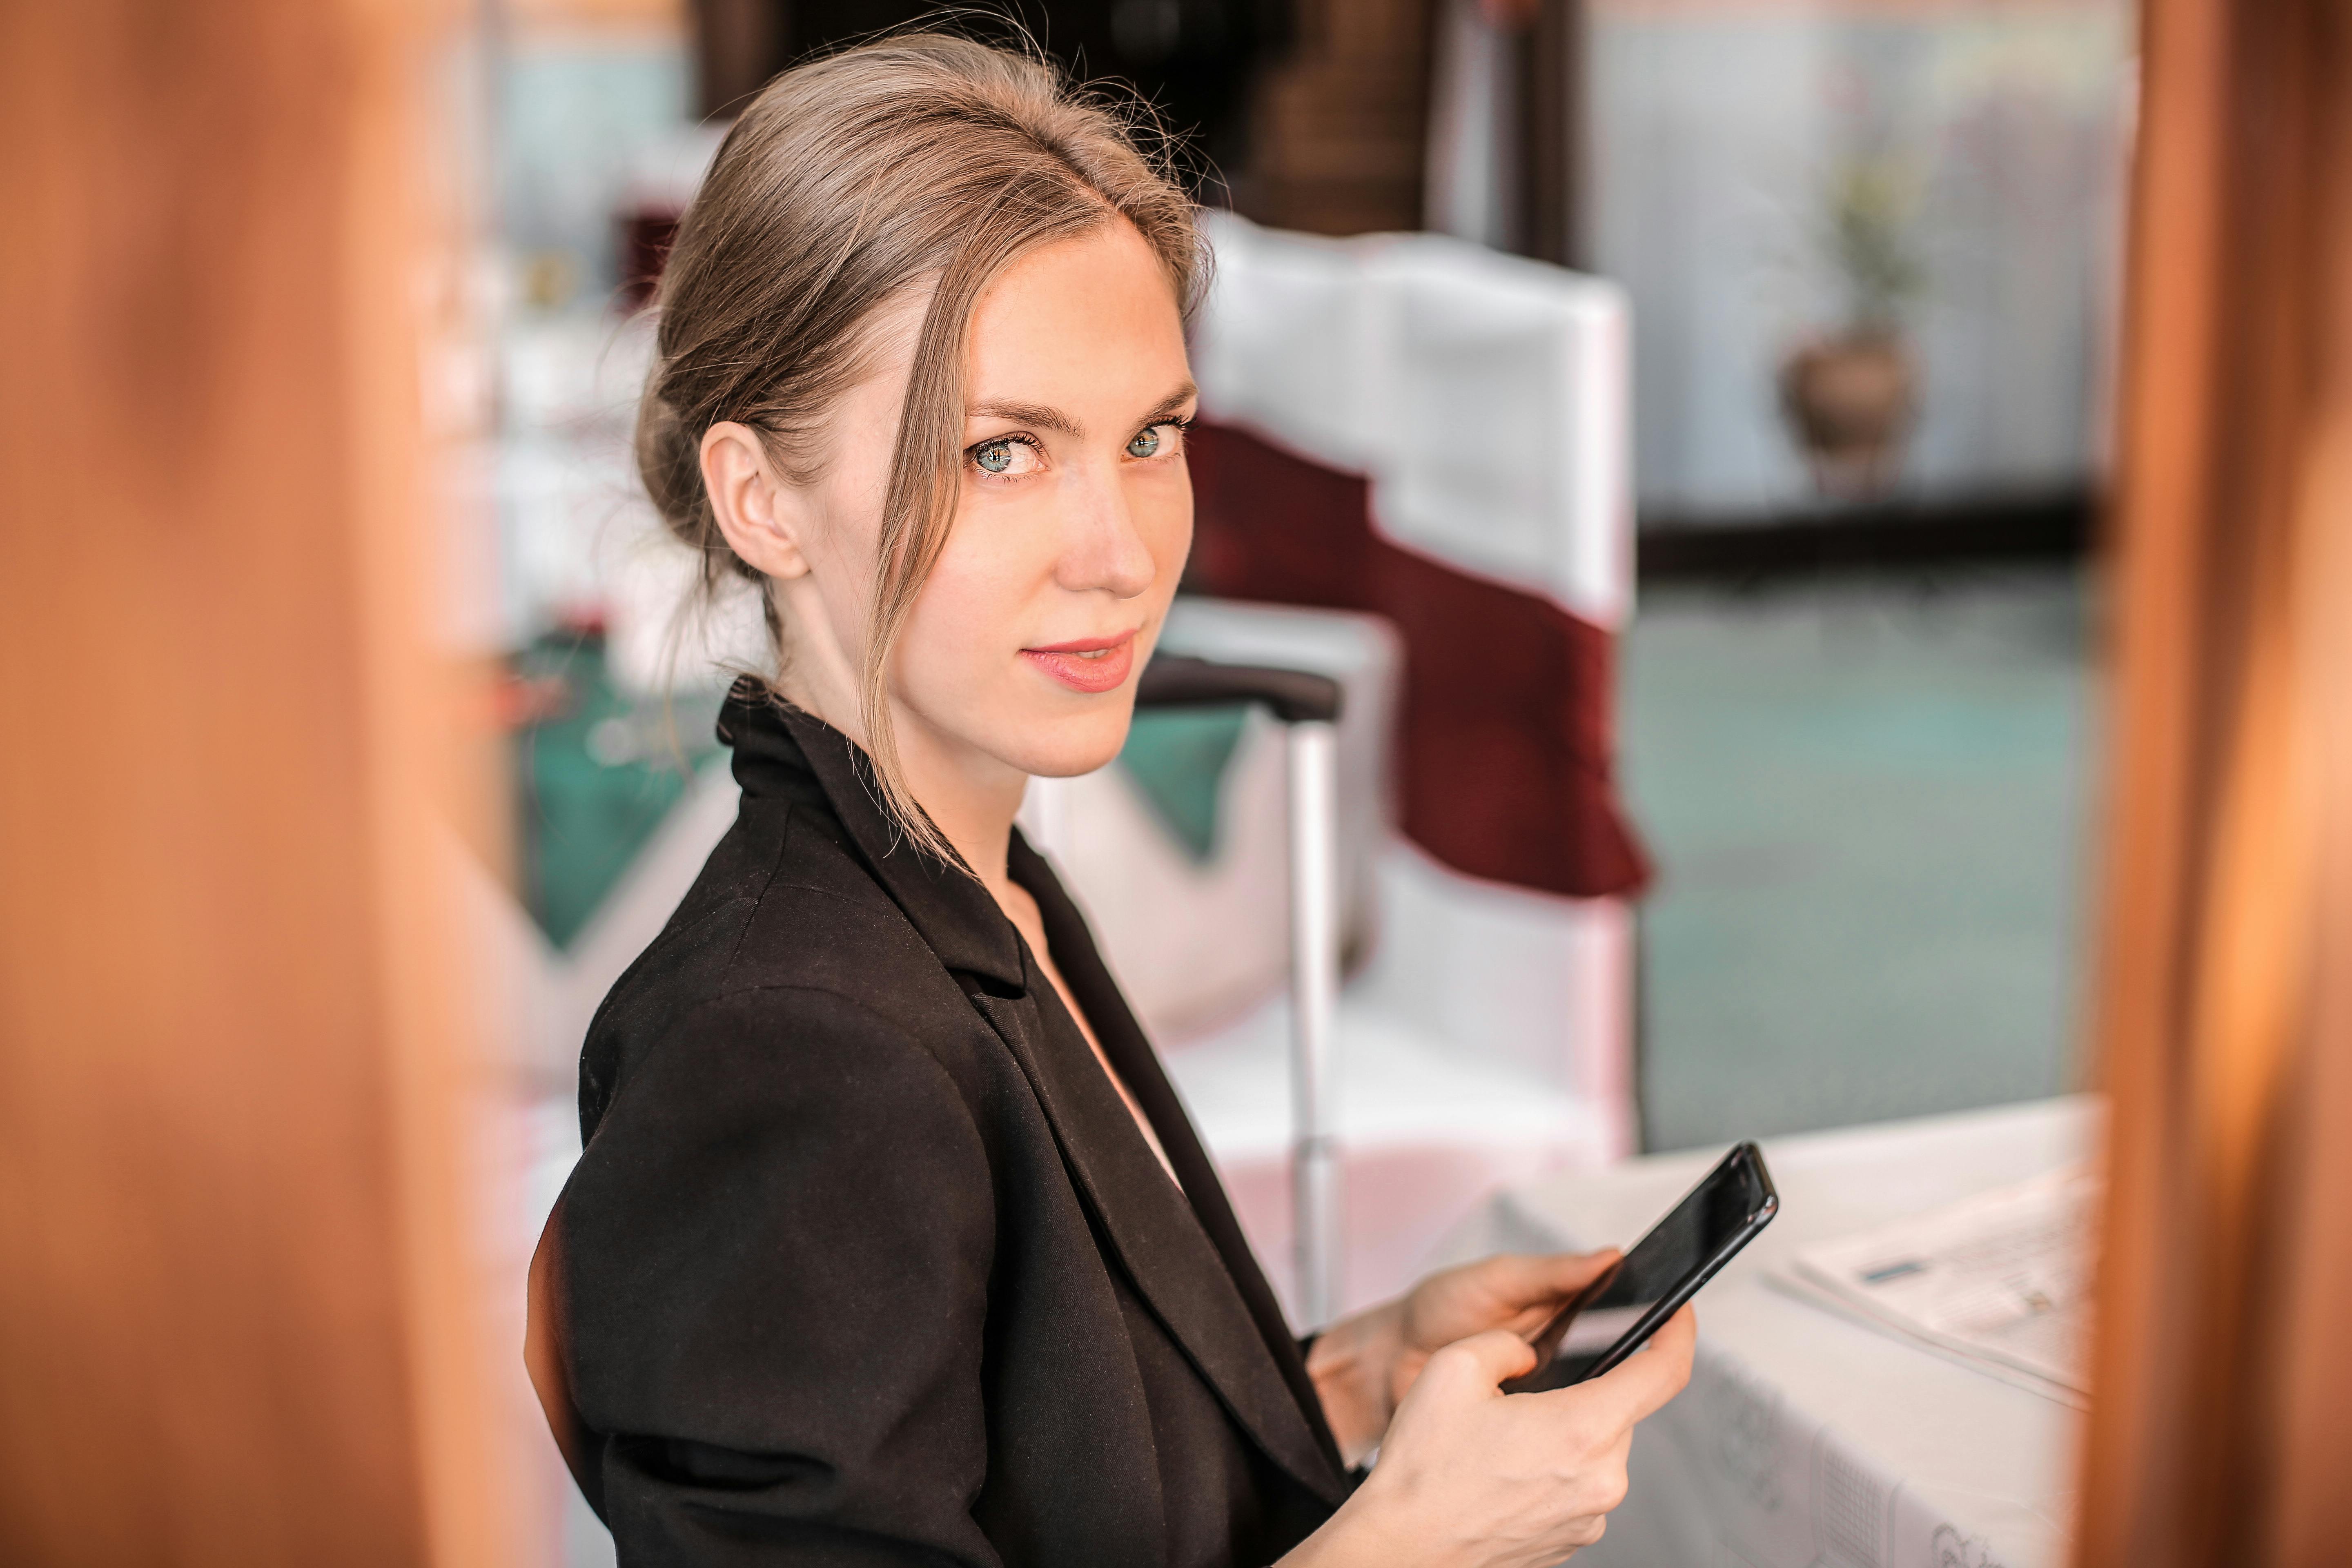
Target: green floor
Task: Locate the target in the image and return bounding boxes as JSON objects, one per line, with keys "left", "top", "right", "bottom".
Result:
{"left": 1622, "top": 564, "right": 2097, "bottom": 1152}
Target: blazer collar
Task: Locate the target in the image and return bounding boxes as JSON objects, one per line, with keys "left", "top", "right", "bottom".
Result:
{"left": 716, "top": 680, "right": 1026, "bottom": 990}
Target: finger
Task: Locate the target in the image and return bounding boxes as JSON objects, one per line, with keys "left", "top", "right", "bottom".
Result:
{"left": 1532, "top": 1248, "right": 1621, "bottom": 1300}
{"left": 1479, "top": 1249, "right": 1623, "bottom": 1312}
{"left": 1506, "top": 1250, "right": 1624, "bottom": 1337}
{"left": 1584, "top": 1305, "right": 1697, "bottom": 1424}
{"left": 1423, "top": 1328, "right": 1539, "bottom": 1394}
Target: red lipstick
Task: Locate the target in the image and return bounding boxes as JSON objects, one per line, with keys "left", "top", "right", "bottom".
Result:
{"left": 1021, "top": 628, "right": 1138, "bottom": 694}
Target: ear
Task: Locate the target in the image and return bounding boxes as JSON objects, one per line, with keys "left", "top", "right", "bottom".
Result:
{"left": 699, "top": 421, "right": 815, "bottom": 580}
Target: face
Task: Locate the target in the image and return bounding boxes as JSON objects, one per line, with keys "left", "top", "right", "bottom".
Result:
{"left": 898, "top": 221, "right": 1195, "bottom": 780}
{"left": 704, "top": 218, "right": 1195, "bottom": 795}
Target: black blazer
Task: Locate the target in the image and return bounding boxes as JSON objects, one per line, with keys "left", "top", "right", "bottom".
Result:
{"left": 541, "top": 683, "right": 1353, "bottom": 1568}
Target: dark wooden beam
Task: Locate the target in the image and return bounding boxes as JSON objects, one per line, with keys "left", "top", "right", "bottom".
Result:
{"left": 1515, "top": 0, "right": 1585, "bottom": 268}
{"left": 1636, "top": 490, "right": 2094, "bottom": 583}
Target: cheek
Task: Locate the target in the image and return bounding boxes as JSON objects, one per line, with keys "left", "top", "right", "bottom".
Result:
{"left": 795, "top": 434, "right": 897, "bottom": 648}
{"left": 1140, "top": 470, "right": 1195, "bottom": 575}
{"left": 886, "top": 471, "right": 1190, "bottom": 774}
{"left": 888, "top": 520, "right": 1030, "bottom": 695}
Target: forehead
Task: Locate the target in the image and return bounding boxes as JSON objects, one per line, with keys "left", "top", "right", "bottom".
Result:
{"left": 965, "top": 222, "right": 1190, "bottom": 407}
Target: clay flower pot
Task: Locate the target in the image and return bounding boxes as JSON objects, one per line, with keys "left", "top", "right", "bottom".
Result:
{"left": 1779, "top": 330, "right": 1918, "bottom": 501}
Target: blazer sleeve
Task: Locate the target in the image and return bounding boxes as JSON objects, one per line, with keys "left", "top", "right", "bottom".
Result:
{"left": 557, "top": 986, "right": 1000, "bottom": 1567}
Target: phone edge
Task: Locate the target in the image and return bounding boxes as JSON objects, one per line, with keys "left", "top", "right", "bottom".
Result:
{"left": 1572, "top": 1141, "right": 1779, "bottom": 1383}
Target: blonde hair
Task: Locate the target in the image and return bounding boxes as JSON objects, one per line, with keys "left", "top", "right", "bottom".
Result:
{"left": 637, "top": 32, "right": 1205, "bottom": 861}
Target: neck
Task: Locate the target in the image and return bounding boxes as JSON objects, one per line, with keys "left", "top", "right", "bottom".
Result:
{"left": 773, "top": 651, "right": 1028, "bottom": 904}
{"left": 770, "top": 578, "right": 1031, "bottom": 904}
{"left": 891, "top": 710, "right": 1030, "bottom": 902}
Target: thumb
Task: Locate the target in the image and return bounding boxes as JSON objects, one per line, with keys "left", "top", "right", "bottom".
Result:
{"left": 1537, "top": 1247, "right": 1621, "bottom": 1303}
{"left": 1422, "top": 1328, "right": 1540, "bottom": 1396}
{"left": 1552, "top": 1246, "right": 1621, "bottom": 1281}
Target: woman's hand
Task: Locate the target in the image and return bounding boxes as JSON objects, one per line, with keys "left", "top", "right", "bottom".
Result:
{"left": 1287, "top": 1307, "right": 1696, "bottom": 1568}
{"left": 1307, "top": 1252, "right": 1621, "bottom": 1464}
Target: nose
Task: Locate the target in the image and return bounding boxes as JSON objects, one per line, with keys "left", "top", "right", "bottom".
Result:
{"left": 1055, "top": 465, "right": 1159, "bottom": 600}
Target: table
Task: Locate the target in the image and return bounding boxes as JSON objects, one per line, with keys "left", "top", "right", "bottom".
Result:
{"left": 1430, "top": 1096, "right": 2096, "bottom": 1568}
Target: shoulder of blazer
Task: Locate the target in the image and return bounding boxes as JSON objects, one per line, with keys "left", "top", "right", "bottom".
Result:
{"left": 579, "top": 791, "right": 1003, "bottom": 1145}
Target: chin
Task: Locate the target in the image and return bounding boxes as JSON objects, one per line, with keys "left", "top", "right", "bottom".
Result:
{"left": 1007, "top": 699, "right": 1136, "bottom": 780}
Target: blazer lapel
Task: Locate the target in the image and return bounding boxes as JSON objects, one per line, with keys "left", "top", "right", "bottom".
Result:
{"left": 966, "top": 969, "right": 1350, "bottom": 1508}
{"left": 1005, "top": 834, "right": 1352, "bottom": 1500}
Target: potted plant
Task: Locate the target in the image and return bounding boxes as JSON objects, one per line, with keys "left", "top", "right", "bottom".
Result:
{"left": 1780, "top": 151, "right": 1927, "bottom": 500}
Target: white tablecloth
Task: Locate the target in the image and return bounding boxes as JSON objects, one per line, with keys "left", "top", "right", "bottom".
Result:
{"left": 1430, "top": 1097, "right": 2096, "bottom": 1568}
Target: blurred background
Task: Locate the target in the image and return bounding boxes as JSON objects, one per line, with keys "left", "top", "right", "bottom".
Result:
{"left": 453, "top": 6, "right": 2131, "bottom": 1554}
{"left": 16, "top": 2, "right": 2352, "bottom": 1564}
{"left": 3, "top": 0, "right": 2185, "bottom": 1563}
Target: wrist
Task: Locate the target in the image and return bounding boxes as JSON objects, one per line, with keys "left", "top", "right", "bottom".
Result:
{"left": 1306, "top": 1302, "right": 1405, "bottom": 1466}
{"left": 1279, "top": 1473, "right": 1416, "bottom": 1568}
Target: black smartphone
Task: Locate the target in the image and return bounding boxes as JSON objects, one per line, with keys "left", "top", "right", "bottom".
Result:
{"left": 1502, "top": 1141, "right": 1779, "bottom": 1394}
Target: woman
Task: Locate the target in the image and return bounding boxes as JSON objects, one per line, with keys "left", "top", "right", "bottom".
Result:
{"left": 530, "top": 32, "right": 1693, "bottom": 1568}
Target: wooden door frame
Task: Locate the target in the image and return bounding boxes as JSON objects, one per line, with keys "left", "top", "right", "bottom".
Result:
{"left": 0, "top": 4, "right": 520, "bottom": 1563}
{"left": 2077, "top": 0, "right": 2352, "bottom": 1562}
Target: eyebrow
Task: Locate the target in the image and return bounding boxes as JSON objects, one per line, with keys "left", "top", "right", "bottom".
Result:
{"left": 967, "top": 380, "right": 1198, "bottom": 440}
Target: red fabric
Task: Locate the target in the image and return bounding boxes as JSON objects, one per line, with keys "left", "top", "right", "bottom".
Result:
{"left": 1186, "top": 420, "right": 1651, "bottom": 900}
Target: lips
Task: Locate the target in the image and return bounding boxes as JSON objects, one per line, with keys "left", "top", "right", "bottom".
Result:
{"left": 1020, "top": 628, "right": 1138, "bottom": 694}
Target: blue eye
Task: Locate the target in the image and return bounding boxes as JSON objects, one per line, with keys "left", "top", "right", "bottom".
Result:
{"left": 1127, "top": 427, "right": 1163, "bottom": 459}
{"left": 967, "top": 434, "right": 1045, "bottom": 477}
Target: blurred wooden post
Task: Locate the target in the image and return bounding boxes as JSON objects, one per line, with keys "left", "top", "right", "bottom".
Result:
{"left": 0, "top": 3, "right": 517, "bottom": 1565}
{"left": 1517, "top": 0, "right": 1587, "bottom": 270}
{"left": 2076, "top": 0, "right": 2352, "bottom": 1563}
{"left": 1239, "top": 0, "right": 1440, "bottom": 236}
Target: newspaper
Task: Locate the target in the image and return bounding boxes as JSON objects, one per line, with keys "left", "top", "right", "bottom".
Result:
{"left": 1784, "top": 1165, "right": 2097, "bottom": 1399}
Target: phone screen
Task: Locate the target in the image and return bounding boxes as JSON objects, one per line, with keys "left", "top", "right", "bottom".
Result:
{"left": 1509, "top": 1142, "right": 1777, "bottom": 1391}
